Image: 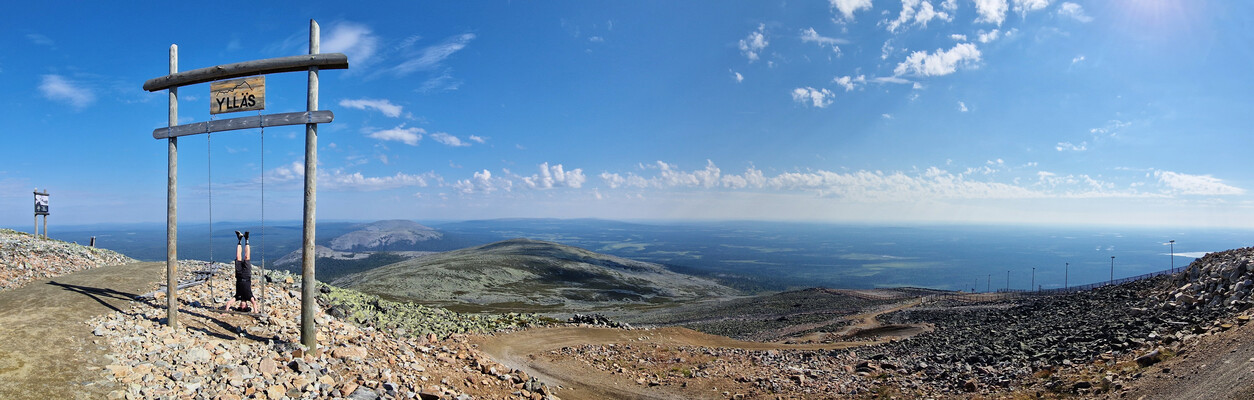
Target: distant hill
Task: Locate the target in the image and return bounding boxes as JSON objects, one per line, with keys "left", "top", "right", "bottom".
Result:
{"left": 330, "top": 238, "right": 740, "bottom": 313}
{"left": 327, "top": 220, "right": 442, "bottom": 252}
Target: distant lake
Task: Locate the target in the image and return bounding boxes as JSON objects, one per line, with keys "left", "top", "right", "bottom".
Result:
{"left": 27, "top": 219, "right": 1252, "bottom": 292}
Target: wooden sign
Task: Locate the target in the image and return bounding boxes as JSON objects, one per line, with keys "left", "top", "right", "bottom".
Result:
{"left": 210, "top": 76, "right": 265, "bottom": 114}
{"left": 34, "top": 191, "right": 48, "bottom": 215}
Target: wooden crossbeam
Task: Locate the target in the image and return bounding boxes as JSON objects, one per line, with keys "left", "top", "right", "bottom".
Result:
{"left": 152, "top": 110, "right": 334, "bottom": 139}
{"left": 143, "top": 53, "right": 348, "bottom": 92}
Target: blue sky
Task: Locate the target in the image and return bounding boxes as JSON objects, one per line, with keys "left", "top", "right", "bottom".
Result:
{"left": 1, "top": 0, "right": 1251, "bottom": 228}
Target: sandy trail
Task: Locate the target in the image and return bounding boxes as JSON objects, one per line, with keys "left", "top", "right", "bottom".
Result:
{"left": 0, "top": 262, "right": 165, "bottom": 399}
{"left": 474, "top": 299, "right": 928, "bottom": 400}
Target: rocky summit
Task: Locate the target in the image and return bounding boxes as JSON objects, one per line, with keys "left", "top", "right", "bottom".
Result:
{"left": 0, "top": 229, "right": 133, "bottom": 292}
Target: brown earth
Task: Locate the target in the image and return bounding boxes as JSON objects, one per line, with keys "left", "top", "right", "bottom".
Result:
{"left": 473, "top": 299, "right": 928, "bottom": 400}
{"left": 0, "top": 261, "right": 165, "bottom": 400}
{"left": 1112, "top": 318, "right": 1254, "bottom": 400}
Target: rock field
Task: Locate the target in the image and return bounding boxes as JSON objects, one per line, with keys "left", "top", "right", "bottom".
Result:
{"left": 0, "top": 229, "right": 133, "bottom": 292}
{"left": 89, "top": 266, "right": 562, "bottom": 400}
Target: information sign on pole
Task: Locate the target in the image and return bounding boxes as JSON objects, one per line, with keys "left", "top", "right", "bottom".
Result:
{"left": 34, "top": 191, "right": 49, "bottom": 215}
{"left": 210, "top": 76, "right": 265, "bottom": 114}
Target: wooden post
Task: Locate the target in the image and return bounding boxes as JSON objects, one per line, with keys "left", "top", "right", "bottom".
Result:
{"left": 42, "top": 216, "right": 47, "bottom": 239}
{"left": 167, "top": 44, "right": 179, "bottom": 329}
{"left": 300, "top": 19, "right": 319, "bottom": 351}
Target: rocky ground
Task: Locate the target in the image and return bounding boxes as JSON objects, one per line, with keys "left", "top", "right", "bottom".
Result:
{"left": 0, "top": 229, "right": 133, "bottom": 292}
{"left": 88, "top": 265, "right": 565, "bottom": 400}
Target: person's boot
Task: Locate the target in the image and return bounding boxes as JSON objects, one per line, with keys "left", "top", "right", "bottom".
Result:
{"left": 243, "top": 231, "right": 250, "bottom": 244}
{"left": 235, "top": 231, "right": 243, "bottom": 244}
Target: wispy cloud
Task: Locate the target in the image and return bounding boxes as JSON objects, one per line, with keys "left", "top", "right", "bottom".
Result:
{"left": 367, "top": 124, "right": 423, "bottom": 145}
{"left": 339, "top": 98, "right": 403, "bottom": 118}
{"left": 392, "top": 33, "right": 476, "bottom": 76}
{"left": 430, "top": 132, "right": 471, "bottom": 147}
{"left": 1011, "top": 0, "right": 1051, "bottom": 17}
{"left": 468, "top": 135, "right": 487, "bottom": 144}
{"left": 974, "top": 0, "right": 1009, "bottom": 26}
{"left": 830, "top": 0, "right": 873, "bottom": 21}
{"left": 1058, "top": 2, "right": 1093, "bottom": 23}
{"left": 977, "top": 29, "right": 1002, "bottom": 43}
{"left": 738, "top": 24, "right": 769, "bottom": 62}
{"left": 731, "top": 70, "right": 744, "bottom": 83}
{"left": 1155, "top": 171, "right": 1245, "bottom": 196}
{"left": 322, "top": 22, "right": 380, "bottom": 68}
{"left": 26, "top": 33, "right": 54, "bottom": 47}
{"left": 1055, "top": 141, "right": 1087, "bottom": 151}
{"left": 893, "top": 43, "right": 982, "bottom": 77}
{"left": 800, "top": 27, "right": 845, "bottom": 54}
{"left": 791, "top": 87, "right": 835, "bottom": 108}
{"left": 958, "top": 101, "right": 969, "bottom": 112}
{"left": 39, "top": 74, "right": 95, "bottom": 109}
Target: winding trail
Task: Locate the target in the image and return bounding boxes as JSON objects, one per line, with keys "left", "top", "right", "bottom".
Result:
{"left": 0, "top": 262, "right": 165, "bottom": 399}
{"left": 474, "top": 299, "right": 928, "bottom": 400}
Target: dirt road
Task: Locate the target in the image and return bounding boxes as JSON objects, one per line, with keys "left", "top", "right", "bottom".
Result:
{"left": 0, "top": 262, "right": 165, "bottom": 400}
{"left": 475, "top": 300, "right": 927, "bottom": 400}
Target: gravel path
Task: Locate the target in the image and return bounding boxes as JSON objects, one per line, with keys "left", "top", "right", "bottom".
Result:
{"left": 0, "top": 261, "right": 164, "bottom": 399}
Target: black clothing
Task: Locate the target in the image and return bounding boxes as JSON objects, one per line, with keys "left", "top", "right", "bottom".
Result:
{"left": 234, "top": 260, "right": 254, "bottom": 301}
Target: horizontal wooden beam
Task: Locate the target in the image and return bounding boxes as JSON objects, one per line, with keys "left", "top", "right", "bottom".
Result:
{"left": 143, "top": 53, "right": 348, "bottom": 92}
{"left": 153, "top": 110, "right": 334, "bottom": 139}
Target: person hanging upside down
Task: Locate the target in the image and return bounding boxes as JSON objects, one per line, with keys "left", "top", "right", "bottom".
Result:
{"left": 224, "top": 231, "right": 259, "bottom": 313}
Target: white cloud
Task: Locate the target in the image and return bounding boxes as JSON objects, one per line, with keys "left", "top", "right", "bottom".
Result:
{"left": 39, "top": 75, "right": 95, "bottom": 109}
{"left": 732, "top": 70, "right": 744, "bottom": 83}
{"left": 419, "top": 69, "right": 462, "bottom": 93}
{"left": 887, "top": 0, "right": 952, "bottom": 33}
{"left": 830, "top": 0, "right": 874, "bottom": 21}
{"left": 940, "top": 0, "right": 959, "bottom": 11}
{"left": 1090, "top": 120, "right": 1131, "bottom": 137}
{"left": 882, "top": 113, "right": 894, "bottom": 119}
{"left": 977, "top": 29, "right": 1001, "bottom": 43}
{"left": 1058, "top": 2, "right": 1093, "bottom": 22}
{"left": 800, "top": 27, "right": 845, "bottom": 54}
{"left": 268, "top": 162, "right": 437, "bottom": 191}
{"left": 974, "top": 0, "right": 1009, "bottom": 26}
{"left": 589, "top": 36, "right": 605, "bottom": 43}
{"left": 893, "top": 43, "right": 982, "bottom": 77}
{"left": 872, "top": 76, "right": 913, "bottom": 85}
{"left": 322, "top": 22, "right": 379, "bottom": 68}
{"left": 393, "top": 33, "right": 476, "bottom": 76}
{"left": 468, "top": 135, "right": 486, "bottom": 144}
{"left": 1012, "top": 0, "right": 1051, "bottom": 16}
{"left": 833, "top": 75, "right": 866, "bottom": 91}
{"left": 453, "top": 169, "right": 511, "bottom": 194}
{"left": 522, "top": 163, "right": 586, "bottom": 189}
{"left": 950, "top": 34, "right": 968, "bottom": 41}
{"left": 1154, "top": 171, "right": 1245, "bottom": 195}
{"left": 958, "top": 101, "right": 969, "bottom": 112}
{"left": 367, "top": 124, "right": 423, "bottom": 145}
{"left": 430, "top": 132, "right": 470, "bottom": 147}
{"left": 338, "top": 98, "right": 403, "bottom": 118}
{"left": 1055, "top": 141, "right": 1087, "bottom": 151}
{"left": 1071, "top": 55, "right": 1085, "bottom": 64}
{"left": 738, "top": 24, "right": 769, "bottom": 62}
{"left": 791, "top": 87, "right": 835, "bottom": 108}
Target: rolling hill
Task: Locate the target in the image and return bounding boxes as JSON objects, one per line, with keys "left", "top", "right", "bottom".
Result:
{"left": 330, "top": 238, "right": 740, "bottom": 313}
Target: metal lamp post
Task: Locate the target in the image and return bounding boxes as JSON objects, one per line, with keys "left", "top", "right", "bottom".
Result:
{"left": 1110, "top": 256, "right": 1115, "bottom": 284}
{"left": 1170, "top": 240, "right": 1175, "bottom": 273}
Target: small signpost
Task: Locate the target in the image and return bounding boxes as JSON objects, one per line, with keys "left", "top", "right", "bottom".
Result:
{"left": 33, "top": 189, "right": 48, "bottom": 239}
{"left": 210, "top": 76, "right": 265, "bottom": 114}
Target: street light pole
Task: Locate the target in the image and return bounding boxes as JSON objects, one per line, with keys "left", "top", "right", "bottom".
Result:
{"left": 1110, "top": 256, "right": 1115, "bottom": 285}
{"left": 1170, "top": 240, "right": 1175, "bottom": 273}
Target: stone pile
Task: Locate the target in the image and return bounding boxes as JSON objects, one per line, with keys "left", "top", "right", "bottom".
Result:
{"left": 0, "top": 229, "right": 133, "bottom": 292}
{"left": 1166, "top": 247, "right": 1254, "bottom": 311}
{"left": 566, "top": 314, "right": 629, "bottom": 329}
{"left": 90, "top": 265, "right": 562, "bottom": 400}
